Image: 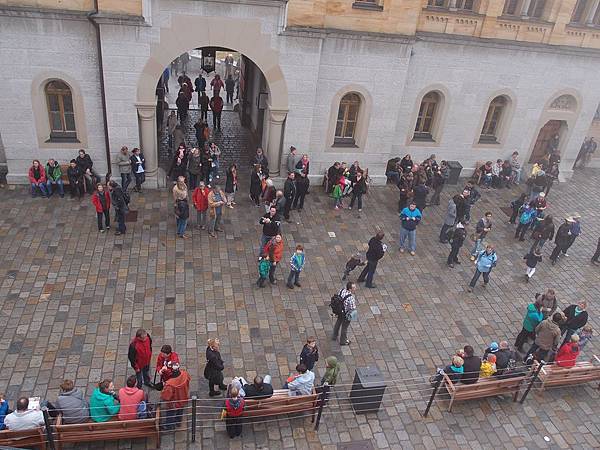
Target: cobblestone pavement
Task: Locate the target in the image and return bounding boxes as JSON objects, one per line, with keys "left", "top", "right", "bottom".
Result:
{"left": 1, "top": 167, "right": 600, "bottom": 450}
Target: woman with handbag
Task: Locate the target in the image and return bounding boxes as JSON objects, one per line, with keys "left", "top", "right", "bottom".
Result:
{"left": 204, "top": 338, "right": 227, "bottom": 396}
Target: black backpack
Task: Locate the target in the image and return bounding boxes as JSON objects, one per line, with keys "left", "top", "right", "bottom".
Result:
{"left": 329, "top": 291, "right": 351, "bottom": 317}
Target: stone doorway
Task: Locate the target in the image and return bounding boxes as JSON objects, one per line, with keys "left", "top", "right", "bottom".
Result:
{"left": 529, "top": 119, "right": 566, "bottom": 163}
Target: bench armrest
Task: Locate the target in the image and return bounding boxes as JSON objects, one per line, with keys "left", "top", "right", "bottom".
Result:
{"left": 441, "top": 372, "right": 456, "bottom": 392}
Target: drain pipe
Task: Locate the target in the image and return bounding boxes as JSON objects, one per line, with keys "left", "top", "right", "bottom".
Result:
{"left": 87, "top": 0, "right": 112, "bottom": 179}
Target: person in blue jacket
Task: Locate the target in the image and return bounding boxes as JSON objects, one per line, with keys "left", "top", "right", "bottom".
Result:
{"left": 399, "top": 201, "right": 422, "bottom": 255}
{"left": 0, "top": 394, "right": 9, "bottom": 430}
{"left": 467, "top": 244, "right": 497, "bottom": 292}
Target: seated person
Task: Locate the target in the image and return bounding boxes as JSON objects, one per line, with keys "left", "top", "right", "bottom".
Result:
{"left": 479, "top": 161, "right": 493, "bottom": 188}
{"left": 243, "top": 376, "right": 274, "bottom": 399}
{"left": 55, "top": 379, "right": 89, "bottom": 424}
{"left": 460, "top": 345, "right": 481, "bottom": 385}
{"left": 285, "top": 364, "right": 315, "bottom": 396}
{"left": 555, "top": 335, "right": 581, "bottom": 368}
{"left": 3, "top": 397, "right": 44, "bottom": 431}
{"left": 118, "top": 375, "right": 146, "bottom": 421}
{"left": 431, "top": 355, "right": 464, "bottom": 384}
{"left": 89, "top": 379, "right": 120, "bottom": 422}
{"left": 0, "top": 393, "right": 8, "bottom": 430}
{"left": 493, "top": 341, "right": 518, "bottom": 376}
{"left": 482, "top": 341, "right": 499, "bottom": 360}
{"left": 479, "top": 354, "right": 497, "bottom": 378}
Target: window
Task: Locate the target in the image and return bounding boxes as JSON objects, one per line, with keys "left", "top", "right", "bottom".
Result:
{"left": 480, "top": 96, "right": 507, "bottom": 143}
{"left": 456, "top": 0, "right": 474, "bottom": 10}
{"left": 571, "top": 0, "right": 588, "bottom": 22}
{"left": 45, "top": 80, "right": 76, "bottom": 141}
{"left": 334, "top": 93, "right": 361, "bottom": 146}
{"left": 502, "top": 0, "right": 519, "bottom": 15}
{"left": 428, "top": 0, "right": 447, "bottom": 6}
{"left": 352, "top": 0, "right": 384, "bottom": 11}
{"left": 527, "top": 0, "right": 545, "bottom": 18}
{"left": 413, "top": 92, "right": 440, "bottom": 141}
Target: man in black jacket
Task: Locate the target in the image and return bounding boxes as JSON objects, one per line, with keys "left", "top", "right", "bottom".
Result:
{"left": 357, "top": 231, "right": 386, "bottom": 288}
{"left": 259, "top": 207, "right": 281, "bottom": 254}
{"left": 76, "top": 149, "right": 100, "bottom": 192}
{"left": 243, "top": 376, "right": 274, "bottom": 399}
{"left": 283, "top": 172, "right": 296, "bottom": 222}
{"left": 109, "top": 181, "right": 128, "bottom": 235}
{"left": 460, "top": 345, "right": 481, "bottom": 385}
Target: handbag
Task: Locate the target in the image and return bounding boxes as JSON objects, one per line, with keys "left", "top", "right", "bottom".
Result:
{"left": 346, "top": 309, "right": 358, "bottom": 322}
{"left": 152, "top": 369, "right": 163, "bottom": 391}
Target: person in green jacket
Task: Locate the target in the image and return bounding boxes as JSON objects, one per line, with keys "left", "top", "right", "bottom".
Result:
{"left": 320, "top": 356, "right": 339, "bottom": 386}
{"left": 514, "top": 300, "right": 543, "bottom": 352}
{"left": 45, "top": 158, "right": 64, "bottom": 197}
{"left": 89, "top": 379, "right": 120, "bottom": 422}
{"left": 256, "top": 254, "right": 272, "bottom": 288}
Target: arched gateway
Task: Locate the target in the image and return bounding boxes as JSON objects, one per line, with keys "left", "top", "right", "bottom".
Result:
{"left": 135, "top": 14, "right": 289, "bottom": 186}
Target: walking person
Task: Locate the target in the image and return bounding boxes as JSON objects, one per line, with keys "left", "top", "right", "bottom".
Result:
{"left": 45, "top": 158, "right": 65, "bottom": 197}
{"left": 286, "top": 244, "right": 306, "bottom": 289}
{"left": 91, "top": 183, "right": 111, "bottom": 233}
{"left": 209, "top": 95, "right": 223, "bottom": 132}
{"left": 514, "top": 300, "right": 543, "bottom": 353}
{"left": 399, "top": 202, "right": 422, "bottom": 256}
{"left": 357, "top": 231, "right": 386, "bottom": 288}
{"left": 447, "top": 221, "right": 466, "bottom": 268}
{"left": 470, "top": 212, "right": 492, "bottom": 260}
{"left": 523, "top": 249, "right": 542, "bottom": 282}
{"left": 225, "top": 75, "right": 235, "bottom": 104}
{"left": 172, "top": 176, "right": 189, "bottom": 239}
{"left": 509, "top": 193, "right": 527, "bottom": 225}
{"left": 28, "top": 159, "right": 48, "bottom": 198}
{"left": 187, "top": 148, "right": 203, "bottom": 190}
{"left": 204, "top": 338, "right": 227, "bottom": 396}
{"left": 467, "top": 244, "right": 497, "bottom": 293}
{"left": 108, "top": 181, "right": 128, "bottom": 235}
{"left": 130, "top": 148, "right": 146, "bottom": 192}
{"left": 192, "top": 181, "right": 209, "bottom": 230}
{"left": 115, "top": 146, "right": 132, "bottom": 191}
{"left": 224, "top": 164, "right": 237, "bottom": 208}
{"left": 199, "top": 91, "right": 209, "bottom": 122}
{"left": 592, "top": 236, "right": 600, "bottom": 265}
{"left": 515, "top": 203, "right": 537, "bottom": 241}
{"left": 530, "top": 215, "right": 554, "bottom": 254}
{"left": 128, "top": 328, "right": 152, "bottom": 389}
{"left": 348, "top": 170, "right": 367, "bottom": 211}
{"left": 299, "top": 337, "right": 319, "bottom": 371}
{"left": 550, "top": 217, "right": 575, "bottom": 265}
{"left": 439, "top": 195, "right": 457, "bottom": 243}
{"left": 331, "top": 282, "right": 358, "bottom": 346}
{"left": 263, "top": 235, "right": 284, "bottom": 284}
{"left": 283, "top": 172, "right": 296, "bottom": 222}
{"left": 207, "top": 182, "right": 226, "bottom": 238}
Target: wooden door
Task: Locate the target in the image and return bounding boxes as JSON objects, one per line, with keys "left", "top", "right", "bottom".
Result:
{"left": 529, "top": 120, "right": 562, "bottom": 163}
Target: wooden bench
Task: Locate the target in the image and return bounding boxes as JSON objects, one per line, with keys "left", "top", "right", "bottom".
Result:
{"left": 0, "top": 427, "right": 47, "bottom": 449}
{"left": 538, "top": 357, "right": 600, "bottom": 390}
{"left": 59, "top": 163, "right": 71, "bottom": 186}
{"left": 443, "top": 372, "right": 528, "bottom": 411}
{"left": 53, "top": 409, "right": 160, "bottom": 450}
{"left": 241, "top": 388, "right": 320, "bottom": 420}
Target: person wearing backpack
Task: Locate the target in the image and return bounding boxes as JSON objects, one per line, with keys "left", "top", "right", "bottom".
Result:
{"left": 514, "top": 204, "right": 537, "bottom": 241}
{"left": 331, "top": 282, "right": 357, "bottom": 346}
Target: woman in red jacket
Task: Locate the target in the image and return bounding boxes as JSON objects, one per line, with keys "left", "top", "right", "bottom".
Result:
{"left": 192, "top": 181, "right": 209, "bottom": 230}
{"left": 555, "top": 335, "right": 581, "bottom": 368}
{"left": 91, "top": 183, "right": 111, "bottom": 232}
{"left": 156, "top": 345, "right": 180, "bottom": 382}
{"left": 28, "top": 159, "right": 48, "bottom": 198}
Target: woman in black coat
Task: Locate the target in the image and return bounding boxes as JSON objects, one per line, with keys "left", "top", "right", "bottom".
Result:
{"left": 204, "top": 338, "right": 227, "bottom": 396}
{"left": 249, "top": 165, "right": 263, "bottom": 206}
{"left": 168, "top": 145, "right": 188, "bottom": 181}
{"left": 561, "top": 301, "right": 588, "bottom": 345}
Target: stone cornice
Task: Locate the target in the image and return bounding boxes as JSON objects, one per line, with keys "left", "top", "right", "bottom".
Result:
{"left": 283, "top": 26, "right": 414, "bottom": 45}
{"left": 0, "top": 5, "right": 145, "bottom": 25}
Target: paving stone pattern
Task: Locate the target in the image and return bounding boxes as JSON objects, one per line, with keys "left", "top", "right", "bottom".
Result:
{"left": 1, "top": 167, "right": 600, "bottom": 449}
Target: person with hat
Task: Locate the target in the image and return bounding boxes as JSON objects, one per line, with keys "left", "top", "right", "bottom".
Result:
{"left": 483, "top": 341, "right": 499, "bottom": 359}
{"left": 550, "top": 217, "right": 575, "bottom": 265}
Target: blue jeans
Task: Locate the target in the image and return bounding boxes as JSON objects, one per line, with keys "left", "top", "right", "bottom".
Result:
{"left": 399, "top": 228, "right": 416, "bottom": 252}
{"left": 120, "top": 173, "right": 132, "bottom": 191}
{"left": 357, "top": 260, "right": 378, "bottom": 286}
{"left": 176, "top": 217, "right": 187, "bottom": 236}
{"left": 287, "top": 269, "right": 300, "bottom": 286}
{"left": 165, "top": 408, "right": 183, "bottom": 429}
{"left": 31, "top": 182, "right": 48, "bottom": 197}
{"left": 46, "top": 179, "right": 64, "bottom": 196}
{"left": 471, "top": 238, "right": 484, "bottom": 257}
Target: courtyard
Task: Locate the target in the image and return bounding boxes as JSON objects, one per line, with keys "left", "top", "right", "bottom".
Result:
{"left": 0, "top": 168, "right": 599, "bottom": 450}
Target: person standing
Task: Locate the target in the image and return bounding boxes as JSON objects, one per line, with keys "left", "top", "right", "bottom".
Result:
{"left": 176, "top": 91, "right": 189, "bottom": 122}
{"left": 209, "top": 95, "right": 223, "bottom": 132}
{"left": 210, "top": 74, "right": 224, "bottom": 96}
{"left": 293, "top": 169, "right": 310, "bottom": 212}
{"left": 348, "top": 170, "right": 367, "bottom": 212}
{"left": 225, "top": 75, "right": 235, "bottom": 104}
{"left": 199, "top": 91, "right": 209, "bottom": 122}
{"left": 28, "top": 159, "right": 48, "bottom": 198}
{"left": 166, "top": 111, "right": 177, "bottom": 155}
{"left": 463, "top": 181, "right": 480, "bottom": 223}
{"left": 467, "top": 244, "right": 497, "bottom": 293}
{"left": 592, "top": 236, "right": 600, "bottom": 265}
{"left": 564, "top": 215, "right": 582, "bottom": 256}
{"left": 263, "top": 235, "right": 284, "bottom": 284}
{"left": 130, "top": 148, "right": 145, "bottom": 193}
{"left": 525, "top": 313, "right": 564, "bottom": 363}
{"left": 514, "top": 204, "right": 537, "bottom": 241}
{"left": 115, "top": 146, "right": 132, "bottom": 191}
{"left": 108, "top": 181, "right": 128, "bottom": 235}
{"left": 257, "top": 253, "right": 272, "bottom": 288}
{"left": 286, "top": 146, "right": 301, "bottom": 174}
{"left": 187, "top": 147, "right": 203, "bottom": 190}
{"left": 447, "top": 221, "right": 466, "bottom": 268}
{"left": 331, "top": 282, "right": 357, "bottom": 346}
{"left": 45, "top": 158, "right": 64, "bottom": 197}
{"left": 283, "top": 172, "right": 296, "bottom": 222}
{"left": 429, "top": 161, "right": 448, "bottom": 206}
{"left": 192, "top": 181, "right": 209, "bottom": 230}
{"left": 550, "top": 217, "right": 575, "bottom": 265}
{"left": 412, "top": 182, "right": 429, "bottom": 212}
{"left": 510, "top": 151, "right": 522, "bottom": 184}
{"left": 439, "top": 195, "right": 457, "bottom": 243}
{"left": 536, "top": 289, "right": 558, "bottom": 319}
{"left": 194, "top": 73, "right": 206, "bottom": 95}
{"left": 207, "top": 182, "right": 226, "bottom": 238}
{"left": 531, "top": 215, "right": 554, "bottom": 254}
{"left": 160, "top": 363, "right": 190, "bottom": 430}
{"left": 287, "top": 244, "right": 306, "bottom": 289}
{"left": 299, "top": 337, "right": 319, "bottom": 371}
{"left": 523, "top": 249, "right": 542, "bottom": 282}
{"left": 128, "top": 328, "right": 152, "bottom": 389}
{"left": 561, "top": 300, "right": 589, "bottom": 346}
{"left": 173, "top": 177, "right": 190, "bottom": 239}
{"left": 204, "top": 338, "right": 227, "bottom": 396}
{"left": 357, "top": 231, "right": 386, "bottom": 288}
{"left": 470, "top": 212, "right": 492, "bottom": 260}
{"left": 156, "top": 345, "right": 181, "bottom": 383}
{"left": 92, "top": 183, "right": 111, "bottom": 233}
{"left": 514, "top": 300, "right": 543, "bottom": 353}
{"left": 259, "top": 207, "right": 281, "bottom": 251}
{"left": 399, "top": 202, "right": 422, "bottom": 256}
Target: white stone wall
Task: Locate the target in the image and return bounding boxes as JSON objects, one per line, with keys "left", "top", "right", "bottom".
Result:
{"left": 0, "top": 15, "right": 106, "bottom": 183}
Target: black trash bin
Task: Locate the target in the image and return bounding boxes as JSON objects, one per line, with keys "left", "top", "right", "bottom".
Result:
{"left": 446, "top": 160, "right": 463, "bottom": 185}
{"left": 349, "top": 366, "right": 387, "bottom": 414}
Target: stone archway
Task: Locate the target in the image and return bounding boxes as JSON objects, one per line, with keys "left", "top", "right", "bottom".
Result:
{"left": 135, "top": 14, "right": 289, "bottom": 186}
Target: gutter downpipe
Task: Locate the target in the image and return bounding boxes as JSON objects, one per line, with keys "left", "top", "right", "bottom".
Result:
{"left": 87, "top": 0, "right": 112, "bottom": 179}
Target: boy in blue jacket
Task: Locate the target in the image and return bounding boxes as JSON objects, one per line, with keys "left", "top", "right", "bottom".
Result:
{"left": 399, "top": 202, "right": 422, "bottom": 255}
{"left": 287, "top": 244, "right": 306, "bottom": 289}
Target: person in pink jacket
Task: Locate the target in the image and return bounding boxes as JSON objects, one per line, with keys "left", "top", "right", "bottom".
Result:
{"left": 117, "top": 375, "right": 146, "bottom": 421}
{"left": 28, "top": 159, "right": 48, "bottom": 197}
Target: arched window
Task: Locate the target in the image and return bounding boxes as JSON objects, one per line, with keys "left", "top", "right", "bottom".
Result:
{"left": 335, "top": 93, "right": 361, "bottom": 145}
{"left": 480, "top": 96, "right": 507, "bottom": 143}
{"left": 413, "top": 91, "right": 440, "bottom": 141}
{"left": 45, "top": 80, "right": 76, "bottom": 140}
